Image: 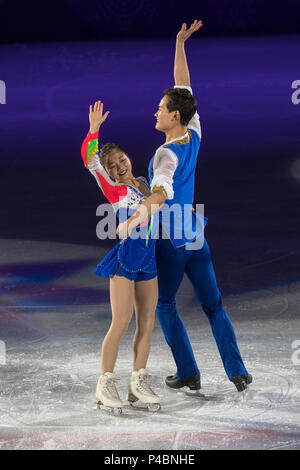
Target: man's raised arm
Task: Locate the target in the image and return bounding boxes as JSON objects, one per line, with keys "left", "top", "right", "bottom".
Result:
{"left": 174, "top": 20, "right": 203, "bottom": 87}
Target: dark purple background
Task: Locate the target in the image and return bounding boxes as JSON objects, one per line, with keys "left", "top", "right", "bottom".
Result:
{"left": 0, "top": 0, "right": 300, "bottom": 42}
{"left": 0, "top": 0, "right": 299, "bottom": 295}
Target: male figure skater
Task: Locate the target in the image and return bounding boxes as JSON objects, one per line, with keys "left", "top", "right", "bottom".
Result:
{"left": 117, "top": 20, "right": 252, "bottom": 392}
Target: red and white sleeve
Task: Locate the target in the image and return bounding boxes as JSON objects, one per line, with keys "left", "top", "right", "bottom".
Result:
{"left": 81, "top": 130, "right": 127, "bottom": 204}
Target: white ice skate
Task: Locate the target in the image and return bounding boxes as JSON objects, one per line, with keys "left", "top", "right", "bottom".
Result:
{"left": 128, "top": 368, "right": 161, "bottom": 412}
{"left": 95, "top": 372, "right": 123, "bottom": 415}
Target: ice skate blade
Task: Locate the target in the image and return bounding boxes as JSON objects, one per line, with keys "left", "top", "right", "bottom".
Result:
{"left": 185, "top": 389, "right": 205, "bottom": 398}
{"left": 235, "top": 386, "right": 251, "bottom": 399}
{"left": 95, "top": 401, "right": 123, "bottom": 415}
{"left": 148, "top": 403, "right": 161, "bottom": 412}
{"left": 128, "top": 401, "right": 161, "bottom": 412}
{"left": 128, "top": 392, "right": 161, "bottom": 412}
{"left": 166, "top": 385, "right": 204, "bottom": 398}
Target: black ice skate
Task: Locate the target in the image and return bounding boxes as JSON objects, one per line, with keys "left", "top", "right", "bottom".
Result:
{"left": 230, "top": 374, "right": 253, "bottom": 392}
{"left": 165, "top": 373, "right": 201, "bottom": 390}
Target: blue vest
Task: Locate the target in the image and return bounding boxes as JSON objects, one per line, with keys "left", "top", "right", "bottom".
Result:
{"left": 148, "top": 128, "right": 207, "bottom": 248}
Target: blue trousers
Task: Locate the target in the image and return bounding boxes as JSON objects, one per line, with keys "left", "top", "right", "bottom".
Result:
{"left": 155, "top": 236, "right": 248, "bottom": 381}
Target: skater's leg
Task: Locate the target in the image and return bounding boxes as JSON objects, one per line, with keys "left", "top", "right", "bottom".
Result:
{"left": 156, "top": 238, "right": 200, "bottom": 381}
{"left": 132, "top": 277, "right": 158, "bottom": 371}
{"left": 185, "top": 238, "right": 248, "bottom": 380}
{"left": 101, "top": 275, "right": 135, "bottom": 374}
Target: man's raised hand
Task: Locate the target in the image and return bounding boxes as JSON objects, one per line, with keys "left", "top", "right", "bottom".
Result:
{"left": 89, "top": 100, "right": 110, "bottom": 133}
{"left": 176, "top": 20, "right": 203, "bottom": 44}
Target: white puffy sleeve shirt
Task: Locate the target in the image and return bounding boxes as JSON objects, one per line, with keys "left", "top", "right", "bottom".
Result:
{"left": 150, "top": 85, "right": 201, "bottom": 200}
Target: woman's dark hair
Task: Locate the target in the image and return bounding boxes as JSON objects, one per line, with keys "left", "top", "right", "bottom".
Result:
{"left": 162, "top": 88, "right": 197, "bottom": 126}
{"left": 99, "top": 142, "right": 131, "bottom": 167}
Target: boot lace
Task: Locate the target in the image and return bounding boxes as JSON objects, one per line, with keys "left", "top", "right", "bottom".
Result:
{"left": 103, "top": 375, "right": 121, "bottom": 400}
{"left": 136, "top": 372, "right": 155, "bottom": 395}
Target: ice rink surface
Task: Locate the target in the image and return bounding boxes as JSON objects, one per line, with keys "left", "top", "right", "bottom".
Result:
{"left": 0, "top": 239, "right": 300, "bottom": 450}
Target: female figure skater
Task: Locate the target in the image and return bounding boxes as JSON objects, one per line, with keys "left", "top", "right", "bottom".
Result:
{"left": 81, "top": 101, "right": 161, "bottom": 413}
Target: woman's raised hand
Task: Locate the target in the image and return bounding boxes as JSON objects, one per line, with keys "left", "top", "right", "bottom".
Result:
{"left": 89, "top": 100, "right": 110, "bottom": 133}
{"left": 176, "top": 20, "right": 203, "bottom": 44}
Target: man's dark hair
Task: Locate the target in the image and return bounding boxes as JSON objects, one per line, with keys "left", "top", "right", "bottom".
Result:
{"left": 163, "top": 88, "right": 197, "bottom": 126}
{"left": 99, "top": 143, "right": 131, "bottom": 167}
